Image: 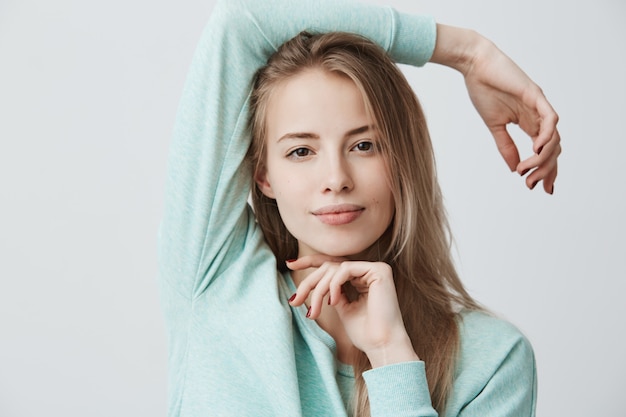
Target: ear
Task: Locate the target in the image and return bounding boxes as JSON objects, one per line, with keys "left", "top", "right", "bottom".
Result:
{"left": 254, "top": 167, "right": 276, "bottom": 199}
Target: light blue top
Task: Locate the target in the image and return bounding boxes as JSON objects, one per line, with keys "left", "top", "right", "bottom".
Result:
{"left": 158, "top": 0, "right": 537, "bottom": 416}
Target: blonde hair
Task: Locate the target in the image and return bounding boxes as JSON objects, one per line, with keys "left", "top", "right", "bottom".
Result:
{"left": 247, "top": 32, "right": 481, "bottom": 416}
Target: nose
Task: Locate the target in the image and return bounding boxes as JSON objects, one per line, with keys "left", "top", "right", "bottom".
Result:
{"left": 321, "top": 153, "right": 353, "bottom": 193}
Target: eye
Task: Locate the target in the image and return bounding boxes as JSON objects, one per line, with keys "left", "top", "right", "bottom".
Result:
{"left": 287, "top": 147, "right": 313, "bottom": 159}
{"left": 353, "top": 141, "right": 374, "bottom": 152}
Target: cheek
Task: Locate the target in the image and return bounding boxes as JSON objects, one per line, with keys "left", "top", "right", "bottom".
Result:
{"left": 270, "top": 175, "right": 305, "bottom": 217}
{"left": 377, "top": 193, "right": 395, "bottom": 220}
{"left": 366, "top": 166, "right": 394, "bottom": 202}
{"left": 268, "top": 175, "right": 293, "bottom": 200}
{"left": 373, "top": 179, "right": 396, "bottom": 222}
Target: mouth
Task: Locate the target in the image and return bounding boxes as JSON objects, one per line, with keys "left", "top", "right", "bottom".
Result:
{"left": 312, "top": 204, "right": 365, "bottom": 225}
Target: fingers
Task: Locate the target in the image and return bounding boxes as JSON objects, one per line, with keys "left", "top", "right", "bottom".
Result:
{"left": 287, "top": 262, "right": 332, "bottom": 307}
{"left": 513, "top": 87, "right": 560, "bottom": 193}
{"left": 286, "top": 254, "right": 346, "bottom": 271}
{"left": 488, "top": 116, "right": 560, "bottom": 194}
{"left": 532, "top": 95, "right": 559, "bottom": 155}
{"left": 490, "top": 125, "right": 521, "bottom": 172}
{"left": 288, "top": 262, "right": 347, "bottom": 319}
{"left": 287, "top": 261, "right": 390, "bottom": 320}
{"left": 285, "top": 256, "right": 347, "bottom": 318}
{"left": 517, "top": 127, "right": 561, "bottom": 193}
{"left": 542, "top": 164, "right": 558, "bottom": 195}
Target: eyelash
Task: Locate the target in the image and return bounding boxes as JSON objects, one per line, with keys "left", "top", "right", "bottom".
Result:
{"left": 287, "top": 147, "right": 313, "bottom": 159}
{"left": 286, "top": 140, "right": 376, "bottom": 160}
{"left": 353, "top": 141, "right": 374, "bottom": 152}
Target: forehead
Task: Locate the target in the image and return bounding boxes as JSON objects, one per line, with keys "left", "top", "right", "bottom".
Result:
{"left": 264, "top": 68, "right": 373, "bottom": 141}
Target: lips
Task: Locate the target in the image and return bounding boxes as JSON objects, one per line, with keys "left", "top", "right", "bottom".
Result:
{"left": 312, "top": 204, "right": 365, "bottom": 225}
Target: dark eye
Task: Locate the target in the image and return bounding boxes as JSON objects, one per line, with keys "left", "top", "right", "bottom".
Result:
{"left": 354, "top": 141, "right": 373, "bottom": 152}
{"left": 288, "top": 147, "right": 312, "bottom": 158}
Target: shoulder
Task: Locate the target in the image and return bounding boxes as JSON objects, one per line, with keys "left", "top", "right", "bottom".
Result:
{"left": 456, "top": 309, "right": 535, "bottom": 376}
{"left": 458, "top": 309, "right": 533, "bottom": 353}
{"left": 447, "top": 310, "right": 537, "bottom": 416}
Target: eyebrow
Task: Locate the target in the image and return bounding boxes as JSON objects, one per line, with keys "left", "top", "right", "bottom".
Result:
{"left": 276, "top": 125, "right": 372, "bottom": 143}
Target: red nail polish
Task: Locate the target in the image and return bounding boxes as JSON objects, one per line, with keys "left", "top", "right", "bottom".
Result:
{"left": 327, "top": 296, "right": 331, "bottom": 305}
{"left": 306, "top": 307, "right": 311, "bottom": 318}
{"left": 537, "top": 145, "right": 544, "bottom": 155}
{"left": 286, "top": 259, "right": 297, "bottom": 263}
{"left": 288, "top": 293, "right": 296, "bottom": 303}
{"left": 520, "top": 168, "right": 530, "bottom": 176}
{"left": 549, "top": 184, "right": 554, "bottom": 195}
{"left": 530, "top": 181, "right": 538, "bottom": 190}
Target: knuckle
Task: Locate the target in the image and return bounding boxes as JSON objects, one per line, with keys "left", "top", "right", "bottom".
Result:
{"left": 378, "top": 262, "right": 392, "bottom": 272}
{"left": 337, "top": 262, "right": 350, "bottom": 274}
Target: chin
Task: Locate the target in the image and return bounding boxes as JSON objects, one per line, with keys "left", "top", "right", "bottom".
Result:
{"left": 304, "top": 239, "right": 381, "bottom": 260}
{"left": 316, "top": 230, "right": 392, "bottom": 261}
{"left": 294, "top": 225, "right": 392, "bottom": 261}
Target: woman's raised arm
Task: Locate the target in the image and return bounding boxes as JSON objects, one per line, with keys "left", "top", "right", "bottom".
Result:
{"left": 159, "top": 0, "right": 559, "bottom": 332}
{"left": 158, "top": 0, "right": 437, "bottom": 299}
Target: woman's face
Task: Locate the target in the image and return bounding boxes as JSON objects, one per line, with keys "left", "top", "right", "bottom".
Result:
{"left": 255, "top": 68, "right": 394, "bottom": 258}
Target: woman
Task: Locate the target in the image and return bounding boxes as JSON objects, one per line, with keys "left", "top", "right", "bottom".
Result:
{"left": 159, "top": 0, "right": 560, "bottom": 416}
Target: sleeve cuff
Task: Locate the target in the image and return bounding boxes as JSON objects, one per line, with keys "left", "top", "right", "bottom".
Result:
{"left": 363, "top": 361, "right": 437, "bottom": 417}
{"left": 388, "top": 9, "right": 436, "bottom": 66}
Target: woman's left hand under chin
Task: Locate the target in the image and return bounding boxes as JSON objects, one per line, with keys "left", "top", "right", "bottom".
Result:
{"left": 287, "top": 256, "right": 419, "bottom": 367}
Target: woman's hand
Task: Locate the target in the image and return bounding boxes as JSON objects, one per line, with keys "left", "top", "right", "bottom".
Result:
{"left": 431, "top": 24, "right": 561, "bottom": 194}
{"left": 287, "top": 256, "right": 419, "bottom": 367}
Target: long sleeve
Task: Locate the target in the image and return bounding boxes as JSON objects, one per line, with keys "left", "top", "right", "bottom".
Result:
{"left": 364, "top": 361, "right": 438, "bottom": 417}
{"left": 157, "top": 1, "right": 438, "bottom": 415}
{"left": 455, "top": 329, "right": 537, "bottom": 416}
{"left": 157, "top": 0, "right": 436, "bottom": 300}
{"left": 362, "top": 311, "right": 536, "bottom": 417}
{"left": 156, "top": 2, "right": 540, "bottom": 416}
{"left": 445, "top": 311, "right": 537, "bottom": 417}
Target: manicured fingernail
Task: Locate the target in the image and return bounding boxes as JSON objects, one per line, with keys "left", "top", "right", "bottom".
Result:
{"left": 520, "top": 168, "right": 530, "bottom": 176}
{"left": 537, "top": 145, "right": 544, "bottom": 155}
{"left": 549, "top": 184, "right": 554, "bottom": 195}
{"left": 286, "top": 259, "right": 297, "bottom": 263}
{"left": 306, "top": 307, "right": 311, "bottom": 318}
{"left": 327, "top": 295, "right": 331, "bottom": 305}
{"left": 288, "top": 293, "right": 296, "bottom": 303}
{"left": 530, "top": 181, "right": 538, "bottom": 190}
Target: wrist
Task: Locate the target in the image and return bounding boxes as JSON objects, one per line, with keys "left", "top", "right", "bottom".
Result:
{"left": 430, "top": 24, "right": 491, "bottom": 76}
{"left": 365, "top": 334, "right": 420, "bottom": 368}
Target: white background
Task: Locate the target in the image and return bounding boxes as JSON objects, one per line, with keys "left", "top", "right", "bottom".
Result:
{"left": 1, "top": 0, "right": 624, "bottom": 416}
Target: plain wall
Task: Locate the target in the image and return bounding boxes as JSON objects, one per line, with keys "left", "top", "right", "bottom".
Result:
{"left": 1, "top": 0, "right": 624, "bottom": 416}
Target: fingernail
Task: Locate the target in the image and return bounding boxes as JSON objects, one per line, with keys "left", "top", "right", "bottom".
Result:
{"left": 288, "top": 293, "right": 296, "bottom": 303}
{"left": 537, "top": 145, "right": 544, "bottom": 155}
{"left": 549, "top": 184, "right": 554, "bottom": 195}
{"left": 306, "top": 307, "right": 311, "bottom": 318}
{"left": 530, "top": 181, "right": 538, "bottom": 190}
{"left": 286, "top": 259, "right": 297, "bottom": 263}
{"left": 520, "top": 168, "right": 530, "bottom": 176}
{"left": 327, "top": 296, "right": 331, "bottom": 305}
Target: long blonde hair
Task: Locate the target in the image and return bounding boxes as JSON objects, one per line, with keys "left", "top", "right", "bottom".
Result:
{"left": 247, "top": 32, "right": 481, "bottom": 416}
